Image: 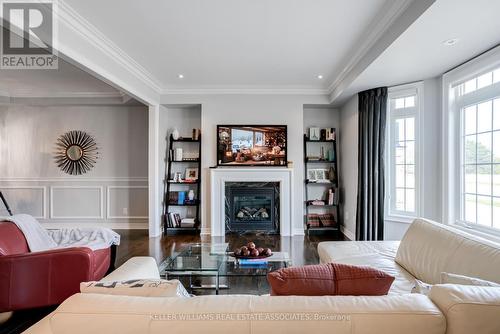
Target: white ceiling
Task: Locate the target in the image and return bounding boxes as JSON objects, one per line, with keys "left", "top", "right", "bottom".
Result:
{"left": 64, "top": 0, "right": 389, "bottom": 90}
{"left": 2, "top": 0, "right": 499, "bottom": 105}
{"left": 334, "top": 0, "right": 500, "bottom": 105}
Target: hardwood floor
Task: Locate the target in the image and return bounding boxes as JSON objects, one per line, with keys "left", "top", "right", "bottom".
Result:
{"left": 115, "top": 229, "right": 345, "bottom": 268}
{"left": 0, "top": 230, "right": 345, "bottom": 334}
{"left": 115, "top": 229, "right": 346, "bottom": 295}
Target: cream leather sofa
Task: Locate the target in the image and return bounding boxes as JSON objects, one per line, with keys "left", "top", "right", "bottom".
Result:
{"left": 318, "top": 218, "right": 500, "bottom": 333}
{"left": 24, "top": 219, "right": 500, "bottom": 334}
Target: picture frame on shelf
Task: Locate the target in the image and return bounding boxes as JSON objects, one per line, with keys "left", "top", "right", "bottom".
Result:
{"left": 307, "top": 169, "right": 330, "bottom": 182}
{"left": 315, "top": 169, "right": 327, "bottom": 181}
{"left": 185, "top": 167, "right": 199, "bottom": 181}
{"left": 309, "top": 127, "right": 320, "bottom": 141}
{"left": 307, "top": 169, "right": 317, "bottom": 181}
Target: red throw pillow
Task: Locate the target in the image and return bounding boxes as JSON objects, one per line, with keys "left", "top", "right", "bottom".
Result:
{"left": 267, "top": 263, "right": 394, "bottom": 296}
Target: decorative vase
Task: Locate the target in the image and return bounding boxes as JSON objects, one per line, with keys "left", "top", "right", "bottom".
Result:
{"left": 188, "top": 190, "right": 195, "bottom": 201}
{"left": 172, "top": 129, "right": 180, "bottom": 140}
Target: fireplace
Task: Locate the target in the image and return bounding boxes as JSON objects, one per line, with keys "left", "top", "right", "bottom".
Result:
{"left": 225, "top": 182, "right": 279, "bottom": 233}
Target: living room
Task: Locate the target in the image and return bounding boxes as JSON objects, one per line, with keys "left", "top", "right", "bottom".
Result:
{"left": 1, "top": 0, "right": 500, "bottom": 333}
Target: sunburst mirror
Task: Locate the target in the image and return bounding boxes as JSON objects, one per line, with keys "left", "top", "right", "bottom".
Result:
{"left": 54, "top": 130, "right": 99, "bottom": 175}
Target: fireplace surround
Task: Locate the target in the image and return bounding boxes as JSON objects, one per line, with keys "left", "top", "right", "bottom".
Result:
{"left": 209, "top": 168, "right": 294, "bottom": 236}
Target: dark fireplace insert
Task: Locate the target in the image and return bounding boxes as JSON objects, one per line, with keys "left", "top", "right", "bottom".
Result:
{"left": 225, "top": 182, "right": 279, "bottom": 233}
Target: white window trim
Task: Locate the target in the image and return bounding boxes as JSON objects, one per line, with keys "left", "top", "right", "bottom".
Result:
{"left": 385, "top": 82, "right": 424, "bottom": 223}
{"left": 442, "top": 45, "right": 500, "bottom": 233}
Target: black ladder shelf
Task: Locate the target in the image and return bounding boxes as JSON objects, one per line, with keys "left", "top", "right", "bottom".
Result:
{"left": 303, "top": 133, "right": 340, "bottom": 235}
{"left": 163, "top": 134, "right": 201, "bottom": 235}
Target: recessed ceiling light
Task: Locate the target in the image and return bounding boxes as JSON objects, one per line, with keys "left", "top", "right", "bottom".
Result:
{"left": 443, "top": 38, "right": 459, "bottom": 46}
{"left": 317, "top": 75, "right": 323, "bottom": 79}
{"left": 178, "top": 74, "right": 184, "bottom": 79}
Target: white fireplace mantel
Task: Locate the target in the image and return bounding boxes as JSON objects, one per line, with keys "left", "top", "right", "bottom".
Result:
{"left": 210, "top": 168, "right": 294, "bottom": 236}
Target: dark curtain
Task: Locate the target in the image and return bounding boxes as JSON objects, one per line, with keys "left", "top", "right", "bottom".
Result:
{"left": 356, "top": 87, "right": 388, "bottom": 241}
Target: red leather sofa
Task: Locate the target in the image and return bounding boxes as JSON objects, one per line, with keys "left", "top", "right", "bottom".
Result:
{"left": 0, "top": 221, "right": 112, "bottom": 312}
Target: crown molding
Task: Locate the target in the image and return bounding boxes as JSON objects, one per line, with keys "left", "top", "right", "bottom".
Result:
{"left": 3, "top": 91, "right": 123, "bottom": 99}
{"left": 57, "top": 1, "right": 164, "bottom": 94}
{"left": 326, "top": 0, "right": 414, "bottom": 93}
{"left": 161, "top": 87, "right": 330, "bottom": 96}
{"left": 3, "top": 1, "right": 434, "bottom": 101}
{"left": 326, "top": 0, "right": 435, "bottom": 103}
{"left": 0, "top": 90, "right": 139, "bottom": 105}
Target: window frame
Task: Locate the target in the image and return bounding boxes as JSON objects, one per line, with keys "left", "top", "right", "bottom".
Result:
{"left": 386, "top": 82, "right": 424, "bottom": 223}
{"left": 442, "top": 45, "right": 500, "bottom": 236}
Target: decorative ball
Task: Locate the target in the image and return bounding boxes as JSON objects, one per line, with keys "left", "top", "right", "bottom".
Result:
{"left": 251, "top": 249, "right": 260, "bottom": 257}
{"left": 240, "top": 246, "right": 248, "bottom": 252}
{"left": 242, "top": 249, "right": 251, "bottom": 257}
{"left": 264, "top": 248, "right": 273, "bottom": 256}
{"left": 257, "top": 247, "right": 264, "bottom": 254}
{"left": 247, "top": 242, "right": 256, "bottom": 250}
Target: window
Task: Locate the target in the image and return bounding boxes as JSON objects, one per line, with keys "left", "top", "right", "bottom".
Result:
{"left": 387, "top": 84, "right": 422, "bottom": 219}
{"left": 455, "top": 67, "right": 500, "bottom": 229}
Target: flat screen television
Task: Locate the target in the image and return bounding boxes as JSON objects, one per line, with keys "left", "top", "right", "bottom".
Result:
{"left": 217, "top": 125, "right": 287, "bottom": 167}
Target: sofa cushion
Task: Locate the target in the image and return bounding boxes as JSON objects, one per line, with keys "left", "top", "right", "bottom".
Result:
{"left": 267, "top": 263, "right": 394, "bottom": 296}
{"left": 81, "top": 279, "right": 190, "bottom": 298}
{"left": 31, "top": 293, "right": 445, "bottom": 334}
{"left": 395, "top": 219, "right": 500, "bottom": 284}
{"left": 318, "top": 241, "right": 416, "bottom": 294}
{"left": 429, "top": 284, "right": 500, "bottom": 334}
{"left": 440, "top": 272, "right": 500, "bottom": 287}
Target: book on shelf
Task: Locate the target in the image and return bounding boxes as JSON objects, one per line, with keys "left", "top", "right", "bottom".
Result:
{"left": 168, "top": 192, "right": 179, "bottom": 205}
{"left": 328, "top": 189, "right": 334, "bottom": 206}
{"left": 180, "top": 218, "right": 196, "bottom": 228}
{"left": 168, "top": 191, "right": 198, "bottom": 205}
{"left": 307, "top": 200, "right": 325, "bottom": 206}
{"left": 167, "top": 212, "right": 182, "bottom": 228}
{"left": 306, "top": 213, "right": 336, "bottom": 228}
{"left": 177, "top": 191, "right": 185, "bottom": 205}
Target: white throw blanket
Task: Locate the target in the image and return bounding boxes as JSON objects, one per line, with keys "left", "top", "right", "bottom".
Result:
{"left": 2, "top": 214, "right": 120, "bottom": 252}
{"left": 48, "top": 227, "right": 120, "bottom": 251}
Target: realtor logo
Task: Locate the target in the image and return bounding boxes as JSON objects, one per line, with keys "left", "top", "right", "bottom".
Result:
{"left": 1, "top": 0, "right": 58, "bottom": 69}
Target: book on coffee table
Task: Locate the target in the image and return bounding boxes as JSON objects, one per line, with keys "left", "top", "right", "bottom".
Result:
{"left": 238, "top": 258, "right": 269, "bottom": 268}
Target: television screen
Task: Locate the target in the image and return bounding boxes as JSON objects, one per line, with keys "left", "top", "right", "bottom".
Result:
{"left": 217, "top": 125, "right": 287, "bottom": 166}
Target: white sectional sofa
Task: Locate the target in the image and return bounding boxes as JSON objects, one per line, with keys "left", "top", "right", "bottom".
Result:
{"left": 24, "top": 219, "right": 500, "bottom": 334}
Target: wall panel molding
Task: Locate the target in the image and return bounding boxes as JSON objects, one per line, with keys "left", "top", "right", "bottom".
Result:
{"left": 106, "top": 186, "right": 148, "bottom": 219}
{"left": 0, "top": 186, "right": 47, "bottom": 218}
{"left": 50, "top": 186, "right": 104, "bottom": 219}
{"left": 1, "top": 179, "right": 148, "bottom": 227}
{"left": 0, "top": 177, "right": 147, "bottom": 182}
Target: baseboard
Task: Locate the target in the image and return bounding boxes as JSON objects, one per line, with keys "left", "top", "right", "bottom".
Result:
{"left": 292, "top": 227, "right": 305, "bottom": 236}
{"left": 200, "top": 227, "right": 211, "bottom": 235}
{"left": 340, "top": 226, "right": 355, "bottom": 240}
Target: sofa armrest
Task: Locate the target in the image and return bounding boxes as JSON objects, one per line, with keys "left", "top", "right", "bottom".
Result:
{"left": 429, "top": 284, "right": 500, "bottom": 334}
{"left": 0, "top": 247, "right": 95, "bottom": 312}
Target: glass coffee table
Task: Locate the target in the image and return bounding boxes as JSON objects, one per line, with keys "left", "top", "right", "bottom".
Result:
{"left": 159, "top": 243, "right": 291, "bottom": 294}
